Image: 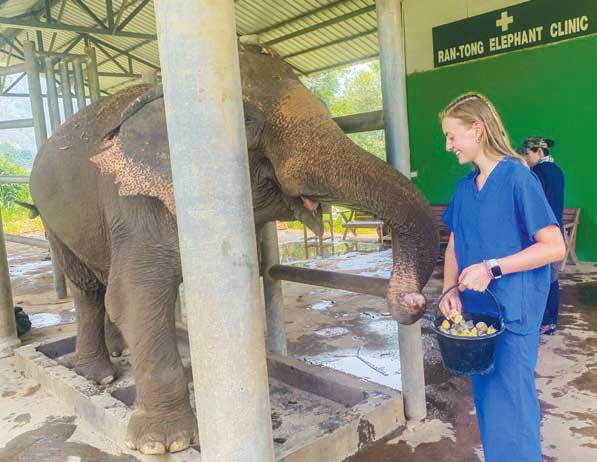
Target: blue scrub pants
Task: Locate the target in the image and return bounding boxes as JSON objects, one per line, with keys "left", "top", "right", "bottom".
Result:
{"left": 472, "top": 329, "right": 542, "bottom": 461}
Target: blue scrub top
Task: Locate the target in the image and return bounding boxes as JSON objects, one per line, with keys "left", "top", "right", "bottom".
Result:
{"left": 443, "top": 157, "right": 558, "bottom": 334}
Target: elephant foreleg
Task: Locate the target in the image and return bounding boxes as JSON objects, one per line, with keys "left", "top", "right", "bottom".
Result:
{"left": 105, "top": 241, "right": 197, "bottom": 455}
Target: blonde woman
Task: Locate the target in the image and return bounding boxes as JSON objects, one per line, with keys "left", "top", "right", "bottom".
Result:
{"left": 438, "top": 92, "right": 565, "bottom": 461}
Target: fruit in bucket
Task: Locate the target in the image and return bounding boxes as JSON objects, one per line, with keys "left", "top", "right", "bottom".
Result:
{"left": 440, "top": 312, "right": 497, "bottom": 337}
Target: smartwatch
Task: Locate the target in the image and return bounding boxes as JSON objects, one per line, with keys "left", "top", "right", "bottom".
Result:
{"left": 487, "top": 259, "right": 503, "bottom": 280}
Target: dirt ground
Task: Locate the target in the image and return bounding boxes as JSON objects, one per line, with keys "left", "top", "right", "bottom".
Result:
{"left": 0, "top": 230, "right": 595, "bottom": 462}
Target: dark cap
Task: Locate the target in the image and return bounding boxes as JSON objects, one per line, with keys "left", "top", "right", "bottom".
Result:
{"left": 522, "top": 136, "right": 555, "bottom": 150}
{"left": 515, "top": 146, "right": 526, "bottom": 156}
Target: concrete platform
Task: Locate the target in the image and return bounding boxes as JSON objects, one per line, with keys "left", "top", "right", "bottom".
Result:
{"left": 15, "top": 329, "right": 406, "bottom": 462}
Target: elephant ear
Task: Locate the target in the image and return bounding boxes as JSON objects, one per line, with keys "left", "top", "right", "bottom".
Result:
{"left": 91, "top": 85, "right": 176, "bottom": 215}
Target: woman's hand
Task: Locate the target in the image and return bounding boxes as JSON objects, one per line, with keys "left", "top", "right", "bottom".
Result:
{"left": 439, "top": 287, "right": 462, "bottom": 319}
{"left": 458, "top": 262, "right": 492, "bottom": 292}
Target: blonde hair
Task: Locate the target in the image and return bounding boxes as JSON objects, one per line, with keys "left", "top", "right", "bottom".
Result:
{"left": 440, "top": 92, "right": 525, "bottom": 164}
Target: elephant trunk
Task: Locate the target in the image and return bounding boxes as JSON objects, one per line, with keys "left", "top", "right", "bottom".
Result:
{"left": 275, "top": 117, "right": 439, "bottom": 324}
{"left": 336, "top": 150, "right": 439, "bottom": 324}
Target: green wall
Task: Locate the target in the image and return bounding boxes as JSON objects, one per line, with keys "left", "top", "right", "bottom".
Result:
{"left": 407, "top": 34, "right": 597, "bottom": 261}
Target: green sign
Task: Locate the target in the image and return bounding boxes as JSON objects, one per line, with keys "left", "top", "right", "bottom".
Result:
{"left": 432, "top": 0, "right": 597, "bottom": 67}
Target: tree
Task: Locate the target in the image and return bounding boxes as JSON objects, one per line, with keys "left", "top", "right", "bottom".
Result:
{"left": 302, "top": 61, "right": 386, "bottom": 160}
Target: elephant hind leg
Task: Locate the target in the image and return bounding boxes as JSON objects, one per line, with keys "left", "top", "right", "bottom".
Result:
{"left": 72, "top": 285, "right": 117, "bottom": 385}
{"left": 45, "top": 231, "right": 116, "bottom": 385}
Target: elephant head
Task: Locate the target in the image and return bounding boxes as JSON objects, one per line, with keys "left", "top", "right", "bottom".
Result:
{"left": 92, "top": 44, "right": 439, "bottom": 324}
{"left": 237, "top": 45, "right": 439, "bottom": 324}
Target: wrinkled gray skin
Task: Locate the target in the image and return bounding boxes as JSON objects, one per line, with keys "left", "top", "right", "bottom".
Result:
{"left": 30, "top": 45, "right": 438, "bottom": 455}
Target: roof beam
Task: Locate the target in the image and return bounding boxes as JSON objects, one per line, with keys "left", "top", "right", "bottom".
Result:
{"left": 264, "top": 5, "right": 376, "bottom": 46}
{"left": 283, "top": 28, "right": 376, "bottom": 59}
{"left": 71, "top": 0, "right": 108, "bottom": 29}
{"left": 0, "top": 33, "right": 24, "bottom": 59}
{"left": 253, "top": 0, "right": 353, "bottom": 35}
{"left": 106, "top": 0, "right": 115, "bottom": 31}
{"left": 116, "top": 0, "right": 151, "bottom": 32}
{"left": 0, "top": 17, "right": 156, "bottom": 40}
{"left": 88, "top": 36, "right": 128, "bottom": 73}
{"left": 49, "top": 0, "right": 70, "bottom": 51}
{"left": 96, "top": 38, "right": 152, "bottom": 67}
{"left": 90, "top": 36, "right": 158, "bottom": 69}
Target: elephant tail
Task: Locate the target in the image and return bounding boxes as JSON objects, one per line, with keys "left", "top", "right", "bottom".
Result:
{"left": 14, "top": 201, "right": 40, "bottom": 219}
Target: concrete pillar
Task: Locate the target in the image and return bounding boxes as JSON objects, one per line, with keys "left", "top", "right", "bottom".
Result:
{"left": 0, "top": 210, "right": 20, "bottom": 358}
{"left": 377, "top": 0, "right": 427, "bottom": 422}
{"left": 23, "top": 41, "right": 47, "bottom": 148}
{"left": 141, "top": 69, "right": 157, "bottom": 85}
{"left": 72, "top": 58, "right": 86, "bottom": 110}
{"left": 261, "top": 222, "right": 287, "bottom": 355}
{"left": 85, "top": 46, "right": 100, "bottom": 102}
{"left": 153, "top": 1, "right": 275, "bottom": 461}
{"left": 59, "top": 60, "right": 74, "bottom": 118}
{"left": 376, "top": 0, "right": 411, "bottom": 175}
{"left": 44, "top": 57, "right": 61, "bottom": 132}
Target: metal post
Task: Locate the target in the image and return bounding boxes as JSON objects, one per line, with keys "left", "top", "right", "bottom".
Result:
{"left": 84, "top": 46, "right": 100, "bottom": 102}
{"left": 72, "top": 58, "right": 86, "bottom": 110}
{"left": 49, "top": 244, "right": 67, "bottom": 300}
{"left": 0, "top": 210, "right": 20, "bottom": 358}
{"left": 23, "top": 41, "right": 47, "bottom": 147}
{"left": 154, "top": 1, "right": 275, "bottom": 461}
{"left": 44, "top": 57, "right": 61, "bottom": 132}
{"left": 377, "top": 0, "right": 426, "bottom": 422}
{"left": 261, "top": 222, "right": 287, "bottom": 355}
{"left": 141, "top": 68, "right": 157, "bottom": 85}
{"left": 59, "top": 60, "right": 74, "bottom": 118}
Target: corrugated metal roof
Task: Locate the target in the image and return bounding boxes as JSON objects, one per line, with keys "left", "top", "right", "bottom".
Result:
{"left": 0, "top": 0, "right": 381, "bottom": 95}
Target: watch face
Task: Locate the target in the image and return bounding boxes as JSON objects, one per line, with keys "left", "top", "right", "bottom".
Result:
{"left": 491, "top": 264, "right": 502, "bottom": 278}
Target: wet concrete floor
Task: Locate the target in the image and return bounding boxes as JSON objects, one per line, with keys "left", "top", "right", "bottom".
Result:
{"left": 1, "top": 231, "right": 596, "bottom": 461}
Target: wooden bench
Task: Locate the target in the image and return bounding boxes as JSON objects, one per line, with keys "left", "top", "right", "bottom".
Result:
{"left": 339, "top": 209, "right": 386, "bottom": 243}
{"left": 431, "top": 204, "right": 581, "bottom": 269}
{"left": 302, "top": 205, "right": 335, "bottom": 258}
{"left": 561, "top": 207, "right": 581, "bottom": 269}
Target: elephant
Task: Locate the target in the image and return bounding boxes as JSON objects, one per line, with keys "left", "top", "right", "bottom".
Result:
{"left": 28, "top": 44, "right": 439, "bottom": 455}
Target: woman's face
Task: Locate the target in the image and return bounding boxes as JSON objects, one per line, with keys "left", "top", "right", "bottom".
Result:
{"left": 441, "top": 117, "right": 480, "bottom": 165}
{"left": 525, "top": 148, "right": 542, "bottom": 167}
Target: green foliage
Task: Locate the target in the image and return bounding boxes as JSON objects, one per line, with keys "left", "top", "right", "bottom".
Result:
{"left": 302, "top": 61, "right": 386, "bottom": 160}
{"left": 0, "top": 143, "right": 32, "bottom": 210}
{"left": 0, "top": 142, "right": 33, "bottom": 170}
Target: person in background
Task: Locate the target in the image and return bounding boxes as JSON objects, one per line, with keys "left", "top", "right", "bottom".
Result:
{"left": 439, "top": 93, "right": 566, "bottom": 461}
{"left": 522, "top": 137, "right": 565, "bottom": 335}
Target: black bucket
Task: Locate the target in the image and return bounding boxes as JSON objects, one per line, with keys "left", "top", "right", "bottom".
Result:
{"left": 431, "top": 284, "right": 505, "bottom": 376}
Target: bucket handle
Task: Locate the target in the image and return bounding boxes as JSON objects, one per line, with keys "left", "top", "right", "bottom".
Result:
{"left": 436, "top": 283, "right": 504, "bottom": 321}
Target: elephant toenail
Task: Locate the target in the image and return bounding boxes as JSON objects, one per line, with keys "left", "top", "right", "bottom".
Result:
{"left": 125, "top": 439, "right": 136, "bottom": 450}
{"left": 140, "top": 441, "right": 166, "bottom": 455}
{"left": 100, "top": 375, "right": 114, "bottom": 386}
{"left": 111, "top": 351, "right": 121, "bottom": 357}
{"left": 169, "top": 440, "right": 188, "bottom": 453}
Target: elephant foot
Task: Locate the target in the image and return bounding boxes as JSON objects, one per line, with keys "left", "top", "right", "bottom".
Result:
{"left": 104, "top": 320, "right": 129, "bottom": 357}
{"left": 74, "top": 357, "right": 117, "bottom": 385}
{"left": 125, "top": 406, "right": 198, "bottom": 454}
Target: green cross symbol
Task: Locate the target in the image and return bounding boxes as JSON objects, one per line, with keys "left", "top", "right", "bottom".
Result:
{"left": 496, "top": 11, "right": 514, "bottom": 32}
